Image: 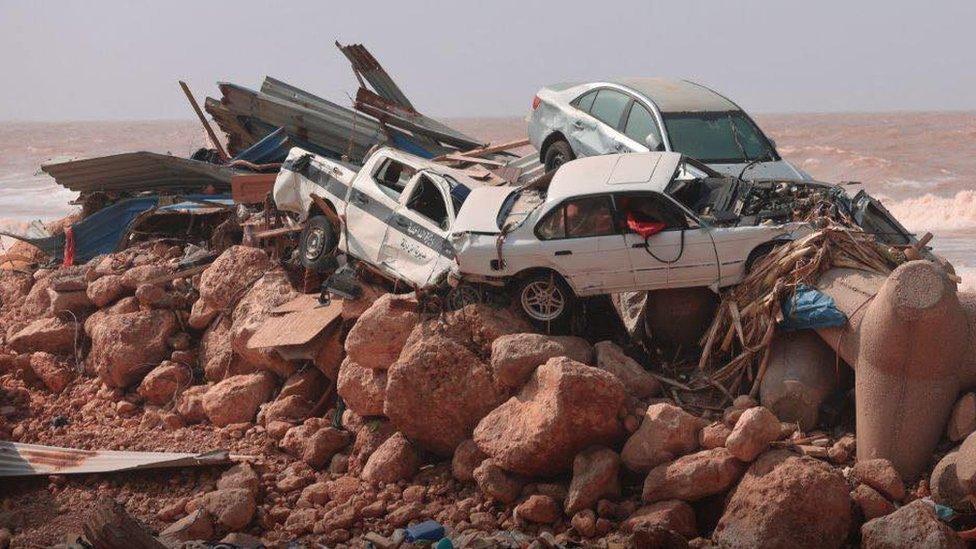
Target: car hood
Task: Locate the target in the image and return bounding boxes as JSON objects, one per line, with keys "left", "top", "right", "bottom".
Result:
{"left": 452, "top": 186, "right": 516, "bottom": 235}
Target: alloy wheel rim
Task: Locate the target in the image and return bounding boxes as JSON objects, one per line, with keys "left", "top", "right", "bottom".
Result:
{"left": 521, "top": 280, "right": 565, "bottom": 321}
{"left": 304, "top": 227, "right": 326, "bottom": 261}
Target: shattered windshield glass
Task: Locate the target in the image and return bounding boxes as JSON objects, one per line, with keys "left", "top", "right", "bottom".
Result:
{"left": 662, "top": 111, "right": 777, "bottom": 164}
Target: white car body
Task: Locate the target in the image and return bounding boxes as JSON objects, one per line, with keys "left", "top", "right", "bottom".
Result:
{"left": 273, "top": 146, "right": 486, "bottom": 288}
{"left": 528, "top": 78, "right": 811, "bottom": 181}
{"left": 452, "top": 152, "right": 806, "bottom": 299}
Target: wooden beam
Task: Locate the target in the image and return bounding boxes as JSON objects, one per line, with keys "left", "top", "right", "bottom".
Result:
{"left": 433, "top": 138, "right": 530, "bottom": 162}
{"left": 180, "top": 81, "right": 229, "bottom": 161}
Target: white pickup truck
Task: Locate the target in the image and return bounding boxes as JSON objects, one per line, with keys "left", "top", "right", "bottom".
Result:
{"left": 272, "top": 146, "right": 487, "bottom": 288}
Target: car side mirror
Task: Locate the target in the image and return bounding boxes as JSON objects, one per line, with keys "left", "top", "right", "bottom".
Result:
{"left": 645, "top": 134, "right": 664, "bottom": 151}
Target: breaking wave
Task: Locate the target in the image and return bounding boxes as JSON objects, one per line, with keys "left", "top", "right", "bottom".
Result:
{"left": 881, "top": 191, "right": 976, "bottom": 232}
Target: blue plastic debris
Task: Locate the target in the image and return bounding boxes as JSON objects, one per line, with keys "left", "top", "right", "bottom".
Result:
{"left": 780, "top": 284, "right": 847, "bottom": 331}
{"left": 433, "top": 538, "right": 454, "bottom": 549}
{"left": 405, "top": 519, "right": 445, "bottom": 542}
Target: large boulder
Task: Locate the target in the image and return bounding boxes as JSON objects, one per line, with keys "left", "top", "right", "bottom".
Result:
{"left": 490, "top": 333, "right": 594, "bottom": 390}
{"left": 402, "top": 303, "right": 533, "bottom": 358}
{"left": 621, "top": 501, "right": 697, "bottom": 540}
{"left": 642, "top": 448, "right": 746, "bottom": 503}
{"left": 929, "top": 451, "right": 968, "bottom": 510}
{"left": 861, "top": 499, "right": 965, "bottom": 549}
{"left": 852, "top": 458, "right": 906, "bottom": 502}
{"left": 622, "top": 403, "right": 704, "bottom": 473}
{"left": 593, "top": 341, "right": 661, "bottom": 399}
{"left": 88, "top": 310, "right": 177, "bottom": 388}
{"left": 712, "top": 450, "right": 851, "bottom": 548}
{"left": 344, "top": 293, "right": 419, "bottom": 370}
{"left": 337, "top": 358, "right": 388, "bottom": 417}
{"left": 230, "top": 270, "right": 300, "bottom": 378}
{"left": 8, "top": 317, "right": 78, "bottom": 355}
{"left": 473, "top": 356, "right": 626, "bottom": 476}
{"left": 47, "top": 288, "right": 93, "bottom": 316}
{"left": 385, "top": 334, "right": 506, "bottom": 456}
{"left": 120, "top": 264, "right": 172, "bottom": 290}
{"left": 137, "top": 361, "right": 191, "bottom": 405}
{"left": 203, "top": 372, "right": 277, "bottom": 427}
{"left": 564, "top": 446, "right": 621, "bottom": 516}
{"left": 189, "top": 246, "right": 271, "bottom": 329}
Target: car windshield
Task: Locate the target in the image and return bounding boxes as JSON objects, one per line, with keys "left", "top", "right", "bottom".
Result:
{"left": 662, "top": 111, "right": 777, "bottom": 164}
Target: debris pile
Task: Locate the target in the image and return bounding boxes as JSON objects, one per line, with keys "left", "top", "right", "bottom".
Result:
{"left": 1, "top": 41, "right": 975, "bottom": 549}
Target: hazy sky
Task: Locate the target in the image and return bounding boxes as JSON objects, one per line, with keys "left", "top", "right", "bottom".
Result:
{"left": 1, "top": 0, "right": 974, "bottom": 120}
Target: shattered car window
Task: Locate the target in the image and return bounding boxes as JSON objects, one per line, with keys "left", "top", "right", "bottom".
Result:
{"left": 662, "top": 111, "right": 776, "bottom": 164}
{"left": 566, "top": 196, "right": 616, "bottom": 238}
{"left": 372, "top": 158, "right": 417, "bottom": 200}
{"left": 589, "top": 90, "right": 630, "bottom": 128}
{"left": 406, "top": 175, "right": 450, "bottom": 230}
{"left": 536, "top": 204, "right": 566, "bottom": 240}
{"left": 623, "top": 103, "right": 662, "bottom": 145}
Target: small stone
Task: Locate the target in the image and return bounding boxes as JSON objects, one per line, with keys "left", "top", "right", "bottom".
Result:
{"left": 571, "top": 509, "right": 597, "bottom": 538}
{"left": 159, "top": 509, "right": 214, "bottom": 544}
{"left": 198, "top": 488, "right": 256, "bottom": 531}
{"left": 699, "top": 421, "right": 732, "bottom": 449}
{"left": 852, "top": 458, "right": 906, "bottom": 501}
{"left": 622, "top": 403, "right": 704, "bottom": 473}
{"left": 361, "top": 432, "right": 421, "bottom": 483}
{"left": 564, "top": 446, "right": 621, "bottom": 516}
{"left": 473, "top": 460, "right": 524, "bottom": 504}
{"left": 861, "top": 499, "right": 964, "bottom": 549}
{"left": 948, "top": 393, "right": 976, "bottom": 442}
{"left": 622, "top": 500, "right": 697, "bottom": 540}
{"left": 452, "top": 438, "right": 487, "bottom": 482}
{"left": 852, "top": 484, "right": 896, "bottom": 520}
{"left": 515, "top": 495, "right": 561, "bottom": 524}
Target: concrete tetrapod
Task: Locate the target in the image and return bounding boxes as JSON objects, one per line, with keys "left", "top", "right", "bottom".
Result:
{"left": 815, "top": 261, "right": 973, "bottom": 481}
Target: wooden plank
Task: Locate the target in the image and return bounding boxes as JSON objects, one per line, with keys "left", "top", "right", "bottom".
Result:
{"left": 436, "top": 138, "right": 530, "bottom": 160}
{"left": 179, "top": 81, "right": 228, "bottom": 161}
{"left": 440, "top": 154, "right": 507, "bottom": 167}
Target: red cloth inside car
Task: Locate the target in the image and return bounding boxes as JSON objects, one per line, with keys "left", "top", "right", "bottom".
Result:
{"left": 626, "top": 211, "right": 667, "bottom": 239}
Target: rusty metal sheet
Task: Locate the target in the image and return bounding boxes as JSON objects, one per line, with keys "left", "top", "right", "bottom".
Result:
{"left": 248, "top": 299, "right": 343, "bottom": 349}
{"left": 231, "top": 173, "right": 277, "bottom": 204}
{"left": 0, "top": 442, "right": 232, "bottom": 477}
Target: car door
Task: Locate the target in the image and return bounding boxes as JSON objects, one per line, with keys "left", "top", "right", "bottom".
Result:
{"left": 344, "top": 155, "right": 416, "bottom": 269}
{"left": 616, "top": 192, "right": 719, "bottom": 290}
{"left": 383, "top": 172, "right": 456, "bottom": 287}
{"left": 571, "top": 89, "right": 632, "bottom": 157}
{"left": 619, "top": 100, "right": 665, "bottom": 152}
{"left": 534, "top": 195, "right": 634, "bottom": 295}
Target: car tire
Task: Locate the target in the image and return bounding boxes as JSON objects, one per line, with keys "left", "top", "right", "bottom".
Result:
{"left": 299, "top": 215, "right": 338, "bottom": 271}
{"left": 543, "top": 140, "right": 576, "bottom": 172}
{"left": 745, "top": 240, "right": 787, "bottom": 274}
{"left": 515, "top": 272, "right": 576, "bottom": 331}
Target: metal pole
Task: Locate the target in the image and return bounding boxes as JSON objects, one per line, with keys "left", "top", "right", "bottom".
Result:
{"left": 179, "top": 80, "right": 229, "bottom": 161}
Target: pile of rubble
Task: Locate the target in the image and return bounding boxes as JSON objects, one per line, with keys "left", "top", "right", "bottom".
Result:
{"left": 1, "top": 217, "right": 975, "bottom": 549}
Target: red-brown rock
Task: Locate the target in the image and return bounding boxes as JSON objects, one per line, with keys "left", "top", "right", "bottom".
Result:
{"left": 203, "top": 372, "right": 277, "bottom": 427}
{"left": 474, "top": 356, "right": 626, "bottom": 476}
{"left": 642, "top": 448, "right": 746, "bottom": 503}
{"left": 8, "top": 317, "right": 78, "bottom": 355}
{"left": 852, "top": 458, "right": 907, "bottom": 502}
{"left": 515, "top": 495, "right": 561, "bottom": 524}
{"left": 861, "top": 499, "right": 965, "bottom": 549}
{"left": 344, "top": 293, "right": 418, "bottom": 370}
{"left": 175, "top": 384, "right": 210, "bottom": 423}
{"left": 622, "top": 501, "right": 697, "bottom": 540}
{"left": 88, "top": 310, "right": 176, "bottom": 387}
{"left": 189, "top": 246, "right": 271, "bottom": 329}
{"left": 726, "top": 406, "right": 782, "bottom": 462}
{"left": 337, "top": 358, "right": 387, "bottom": 417}
{"left": 303, "top": 427, "right": 353, "bottom": 469}
{"left": 594, "top": 340, "right": 661, "bottom": 398}
{"left": 28, "top": 352, "right": 75, "bottom": 393}
{"left": 700, "top": 421, "right": 732, "bottom": 449}
{"left": 86, "top": 274, "right": 126, "bottom": 308}
{"left": 852, "top": 484, "right": 896, "bottom": 520}
{"left": 386, "top": 334, "right": 506, "bottom": 456}
{"left": 473, "top": 459, "right": 524, "bottom": 504}
{"left": 713, "top": 450, "right": 851, "bottom": 548}
{"left": 229, "top": 270, "right": 300, "bottom": 377}
{"left": 200, "top": 315, "right": 254, "bottom": 381}
{"left": 565, "top": 446, "right": 621, "bottom": 516}
{"left": 452, "top": 439, "right": 487, "bottom": 482}
{"left": 196, "top": 488, "right": 256, "bottom": 531}
{"left": 490, "top": 333, "right": 594, "bottom": 389}
{"left": 360, "top": 432, "right": 420, "bottom": 484}
{"left": 622, "top": 403, "right": 704, "bottom": 473}
{"left": 137, "top": 361, "right": 191, "bottom": 405}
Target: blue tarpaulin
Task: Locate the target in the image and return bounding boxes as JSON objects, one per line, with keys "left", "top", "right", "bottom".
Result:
{"left": 780, "top": 284, "right": 848, "bottom": 331}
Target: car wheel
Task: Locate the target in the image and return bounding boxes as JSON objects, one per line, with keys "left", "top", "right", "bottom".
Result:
{"left": 745, "top": 240, "right": 787, "bottom": 274}
{"left": 543, "top": 140, "right": 576, "bottom": 172}
{"left": 299, "top": 215, "right": 338, "bottom": 271}
{"left": 516, "top": 272, "right": 576, "bottom": 329}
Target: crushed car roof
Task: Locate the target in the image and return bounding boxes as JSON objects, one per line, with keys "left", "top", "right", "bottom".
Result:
{"left": 612, "top": 78, "right": 739, "bottom": 113}
{"left": 546, "top": 152, "right": 682, "bottom": 203}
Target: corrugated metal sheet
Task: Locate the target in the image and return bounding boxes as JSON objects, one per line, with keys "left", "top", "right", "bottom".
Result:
{"left": 337, "top": 42, "right": 416, "bottom": 111}
{"left": 214, "top": 82, "right": 388, "bottom": 162}
{"left": 41, "top": 152, "right": 236, "bottom": 194}
{"left": 0, "top": 441, "right": 232, "bottom": 477}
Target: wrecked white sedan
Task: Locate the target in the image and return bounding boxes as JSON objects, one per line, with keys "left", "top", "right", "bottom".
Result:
{"left": 528, "top": 78, "right": 810, "bottom": 181}
{"left": 452, "top": 152, "right": 806, "bottom": 324}
{"left": 274, "top": 146, "right": 807, "bottom": 326}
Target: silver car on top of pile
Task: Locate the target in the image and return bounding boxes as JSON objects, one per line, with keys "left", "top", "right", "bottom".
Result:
{"left": 527, "top": 77, "right": 810, "bottom": 181}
